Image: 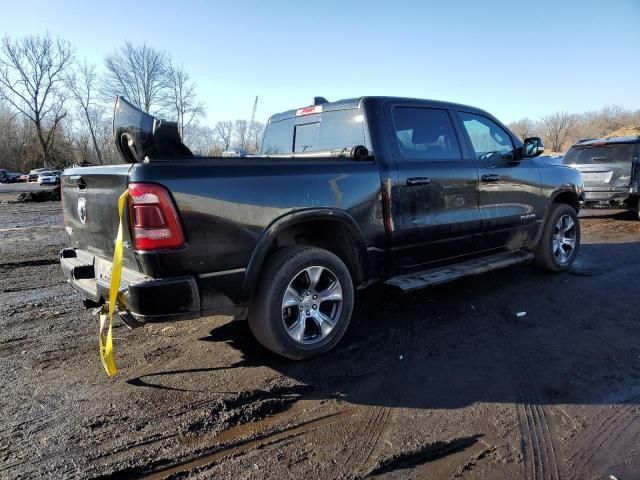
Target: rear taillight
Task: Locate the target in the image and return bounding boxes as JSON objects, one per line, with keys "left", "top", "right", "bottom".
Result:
{"left": 128, "top": 183, "right": 185, "bottom": 251}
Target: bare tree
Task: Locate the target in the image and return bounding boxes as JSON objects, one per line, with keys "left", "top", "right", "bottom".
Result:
{"left": 71, "top": 127, "right": 93, "bottom": 165}
{"left": 538, "top": 112, "right": 577, "bottom": 152}
{"left": 0, "top": 34, "right": 74, "bottom": 167}
{"left": 248, "top": 120, "right": 265, "bottom": 153}
{"left": 183, "top": 123, "right": 217, "bottom": 155}
{"left": 575, "top": 105, "right": 630, "bottom": 140}
{"left": 66, "top": 60, "right": 104, "bottom": 163}
{"left": 163, "top": 59, "right": 205, "bottom": 138}
{"left": 507, "top": 118, "right": 537, "bottom": 141}
{"left": 233, "top": 119, "right": 248, "bottom": 151}
{"left": 94, "top": 116, "right": 119, "bottom": 164}
{"left": 213, "top": 120, "right": 234, "bottom": 150}
{"left": 103, "top": 41, "right": 166, "bottom": 113}
{"left": 0, "top": 103, "right": 30, "bottom": 170}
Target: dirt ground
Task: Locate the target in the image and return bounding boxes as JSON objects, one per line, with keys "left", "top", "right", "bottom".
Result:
{"left": 0, "top": 183, "right": 58, "bottom": 202}
{"left": 1, "top": 200, "right": 639, "bottom": 480}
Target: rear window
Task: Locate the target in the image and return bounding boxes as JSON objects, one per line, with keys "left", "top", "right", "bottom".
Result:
{"left": 563, "top": 143, "right": 636, "bottom": 164}
{"left": 261, "top": 109, "right": 365, "bottom": 154}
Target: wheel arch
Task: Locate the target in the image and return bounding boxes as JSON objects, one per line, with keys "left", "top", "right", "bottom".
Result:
{"left": 549, "top": 188, "right": 581, "bottom": 212}
{"left": 239, "top": 209, "right": 369, "bottom": 304}
{"left": 529, "top": 188, "right": 581, "bottom": 249}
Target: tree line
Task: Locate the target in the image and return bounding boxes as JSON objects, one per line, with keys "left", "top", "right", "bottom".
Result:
{"left": 507, "top": 106, "right": 640, "bottom": 153}
{"left": 0, "top": 34, "right": 265, "bottom": 172}
{"left": 2, "top": 34, "right": 639, "bottom": 173}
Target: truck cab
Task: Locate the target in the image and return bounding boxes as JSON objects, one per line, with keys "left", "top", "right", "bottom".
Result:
{"left": 261, "top": 97, "right": 577, "bottom": 275}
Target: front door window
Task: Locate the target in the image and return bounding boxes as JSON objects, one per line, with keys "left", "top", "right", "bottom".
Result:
{"left": 460, "top": 112, "right": 514, "bottom": 161}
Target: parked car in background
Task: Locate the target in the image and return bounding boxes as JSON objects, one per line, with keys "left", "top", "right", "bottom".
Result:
{"left": 0, "top": 169, "right": 15, "bottom": 183}
{"left": 221, "top": 148, "right": 249, "bottom": 157}
{"left": 37, "top": 171, "right": 58, "bottom": 185}
{"left": 17, "top": 173, "right": 29, "bottom": 183}
{"left": 28, "top": 168, "right": 46, "bottom": 182}
{"left": 563, "top": 136, "right": 640, "bottom": 219}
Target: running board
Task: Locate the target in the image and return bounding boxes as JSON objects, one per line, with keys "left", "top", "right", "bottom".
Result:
{"left": 385, "top": 251, "right": 534, "bottom": 292}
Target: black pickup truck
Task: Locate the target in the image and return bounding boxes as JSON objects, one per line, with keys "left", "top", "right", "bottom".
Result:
{"left": 60, "top": 96, "right": 583, "bottom": 359}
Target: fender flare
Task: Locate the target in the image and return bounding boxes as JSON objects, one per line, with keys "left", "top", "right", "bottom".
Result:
{"left": 530, "top": 186, "right": 581, "bottom": 248}
{"left": 239, "top": 208, "right": 368, "bottom": 304}
{"left": 546, "top": 186, "right": 582, "bottom": 212}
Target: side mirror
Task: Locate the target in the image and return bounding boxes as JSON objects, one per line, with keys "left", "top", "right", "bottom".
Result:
{"left": 523, "top": 137, "right": 544, "bottom": 158}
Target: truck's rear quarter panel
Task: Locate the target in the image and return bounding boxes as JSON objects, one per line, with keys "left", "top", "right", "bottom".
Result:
{"left": 129, "top": 157, "right": 385, "bottom": 303}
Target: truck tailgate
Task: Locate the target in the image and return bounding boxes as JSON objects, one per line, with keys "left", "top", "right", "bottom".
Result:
{"left": 61, "top": 165, "right": 138, "bottom": 269}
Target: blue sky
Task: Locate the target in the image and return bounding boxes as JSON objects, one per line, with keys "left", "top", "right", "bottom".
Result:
{"left": 1, "top": 0, "right": 638, "bottom": 125}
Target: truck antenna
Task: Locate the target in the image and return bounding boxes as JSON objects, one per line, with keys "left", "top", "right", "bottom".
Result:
{"left": 250, "top": 96, "right": 258, "bottom": 128}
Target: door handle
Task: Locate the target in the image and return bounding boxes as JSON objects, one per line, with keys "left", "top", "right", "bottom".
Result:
{"left": 481, "top": 174, "right": 501, "bottom": 183}
{"left": 406, "top": 177, "right": 431, "bottom": 186}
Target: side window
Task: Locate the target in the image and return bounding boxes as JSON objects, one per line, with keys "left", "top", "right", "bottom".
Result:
{"left": 459, "top": 112, "right": 514, "bottom": 160}
{"left": 392, "top": 107, "right": 462, "bottom": 160}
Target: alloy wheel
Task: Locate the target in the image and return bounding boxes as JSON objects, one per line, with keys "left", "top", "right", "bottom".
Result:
{"left": 552, "top": 214, "right": 577, "bottom": 265}
{"left": 281, "top": 266, "right": 343, "bottom": 345}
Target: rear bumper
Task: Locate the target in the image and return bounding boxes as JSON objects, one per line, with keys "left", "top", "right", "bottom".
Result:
{"left": 60, "top": 248, "right": 243, "bottom": 323}
{"left": 583, "top": 188, "right": 633, "bottom": 206}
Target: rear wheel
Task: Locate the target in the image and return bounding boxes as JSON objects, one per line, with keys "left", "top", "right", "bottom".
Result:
{"left": 535, "top": 204, "right": 580, "bottom": 271}
{"left": 248, "top": 246, "right": 354, "bottom": 360}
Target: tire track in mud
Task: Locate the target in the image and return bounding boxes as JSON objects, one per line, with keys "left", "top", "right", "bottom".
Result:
{"left": 338, "top": 319, "right": 414, "bottom": 479}
{"left": 0, "top": 258, "right": 60, "bottom": 269}
{"left": 98, "top": 323, "right": 323, "bottom": 477}
{"left": 84, "top": 330, "right": 240, "bottom": 464}
{"left": 0, "top": 394, "right": 66, "bottom": 476}
{"left": 135, "top": 408, "right": 352, "bottom": 480}
{"left": 566, "top": 390, "right": 640, "bottom": 480}
{"left": 0, "top": 261, "right": 83, "bottom": 477}
{"left": 514, "top": 360, "right": 562, "bottom": 480}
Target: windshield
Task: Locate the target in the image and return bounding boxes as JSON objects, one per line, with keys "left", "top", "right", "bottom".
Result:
{"left": 563, "top": 143, "right": 636, "bottom": 165}
{"left": 261, "top": 108, "right": 365, "bottom": 154}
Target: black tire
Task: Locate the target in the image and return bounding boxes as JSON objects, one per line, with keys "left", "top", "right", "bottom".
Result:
{"left": 535, "top": 203, "right": 581, "bottom": 271}
{"left": 248, "top": 246, "right": 354, "bottom": 360}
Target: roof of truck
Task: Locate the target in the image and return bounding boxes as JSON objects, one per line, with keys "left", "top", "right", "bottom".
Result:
{"left": 574, "top": 136, "right": 640, "bottom": 147}
{"left": 267, "top": 96, "right": 487, "bottom": 123}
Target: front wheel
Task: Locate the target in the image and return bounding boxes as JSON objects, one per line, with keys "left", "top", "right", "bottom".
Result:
{"left": 535, "top": 204, "right": 581, "bottom": 271}
{"left": 248, "top": 246, "right": 354, "bottom": 360}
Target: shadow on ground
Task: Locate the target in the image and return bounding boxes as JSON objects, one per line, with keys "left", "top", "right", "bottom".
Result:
{"left": 129, "top": 240, "right": 640, "bottom": 411}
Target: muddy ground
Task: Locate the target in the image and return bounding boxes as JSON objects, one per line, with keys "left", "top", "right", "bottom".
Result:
{"left": 0, "top": 183, "right": 58, "bottom": 202}
{"left": 1, "top": 201, "right": 639, "bottom": 480}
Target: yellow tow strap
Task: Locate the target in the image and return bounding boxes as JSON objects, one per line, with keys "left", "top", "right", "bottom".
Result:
{"left": 99, "top": 190, "right": 130, "bottom": 377}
